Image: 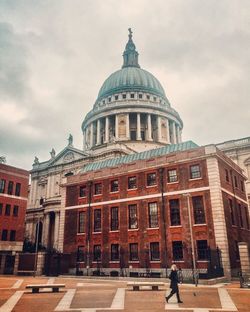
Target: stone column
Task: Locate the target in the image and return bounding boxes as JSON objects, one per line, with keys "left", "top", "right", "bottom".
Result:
{"left": 136, "top": 113, "right": 141, "bottom": 140}
{"left": 172, "top": 122, "right": 177, "bottom": 144}
{"left": 83, "top": 130, "right": 86, "bottom": 150}
{"left": 13, "top": 252, "right": 20, "bottom": 275}
{"left": 115, "top": 114, "right": 119, "bottom": 140}
{"left": 147, "top": 114, "right": 152, "bottom": 141}
{"left": 167, "top": 119, "right": 171, "bottom": 144}
{"left": 105, "top": 116, "right": 109, "bottom": 143}
{"left": 42, "top": 213, "right": 49, "bottom": 248}
{"left": 126, "top": 113, "right": 130, "bottom": 139}
{"left": 96, "top": 119, "right": 101, "bottom": 145}
{"left": 53, "top": 211, "right": 60, "bottom": 250}
{"left": 238, "top": 242, "right": 250, "bottom": 274}
{"left": 90, "top": 123, "right": 94, "bottom": 147}
{"left": 157, "top": 115, "right": 162, "bottom": 142}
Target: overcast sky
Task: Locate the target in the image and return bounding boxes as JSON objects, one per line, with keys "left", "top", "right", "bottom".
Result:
{"left": 0, "top": 0, "right": 250, "bottom": 170}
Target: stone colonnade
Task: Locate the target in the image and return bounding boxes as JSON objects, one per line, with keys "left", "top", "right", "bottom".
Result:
{"left": 83, "top": 113, "right": 182, "bottom": 149}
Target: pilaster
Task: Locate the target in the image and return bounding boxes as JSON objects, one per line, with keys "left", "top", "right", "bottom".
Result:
{"left": 136, "top": 113, "right": 141, "bottom": 140}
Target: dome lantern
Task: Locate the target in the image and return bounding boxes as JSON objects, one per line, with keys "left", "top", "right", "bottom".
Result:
{"left": 122, "top": 28, "right": 140, "bottom": 69}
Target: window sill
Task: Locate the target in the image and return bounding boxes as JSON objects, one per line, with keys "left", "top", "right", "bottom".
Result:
{"left": 173, "top": 260, "right": 184, "bottom": 262}
{"left": 167, "top": 181, "right": 179, "bottom": 184}
{"left": 128, "top": 228, "right": 138, "bottom": 231}
{"left": 146, "top": 185, "right": 157, "bottom": 188}
{"left": 127, "top": 188, "right": 137, "bottom": 191}
{"left": 109, "top": 261, "right": 120, "bottom": 263}
{"left": 197, "top": 260, "right": 209, "bottom": 262}
{"left": 110, "top": 230, "right": 119, "bottom": 233}
{"left": 92, "top": 231, "right": 102, "bottom": 234}
{"left": 93, "top": 194, "right": 102, "bottom": 197}
{"left": 128, "top": 261, "right": 139, "bottom": 263}
{"left": 189, "top": 177, "right": 202, "bottom": 181}
{"left": 110, "top": 191, "right": 119, "bottom": 194}
{"left": 77, "top": 232, "right": 85, "bottom": 235}
{"left": 169, "top": 225, "right": 182, "bottom": 228}
{"left": 150, "top": 260, "right": 161, "bottom": 263}
{"left": 146, "top": 227, "right": 159, "bottom": 230}
{"left": 193, "top": 223, "right": 207, "bottom": 226}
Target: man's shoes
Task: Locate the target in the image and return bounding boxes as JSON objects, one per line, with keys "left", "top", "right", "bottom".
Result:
{"left": 165, "top": 297, "right": 168, "bottom": 303}
{"left": 178, "top": 300, "right": 183, "bottom": 303}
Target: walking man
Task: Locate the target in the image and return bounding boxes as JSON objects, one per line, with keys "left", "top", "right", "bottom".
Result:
{"left": 166, "top": 264, "right": 183, "bottom": 303}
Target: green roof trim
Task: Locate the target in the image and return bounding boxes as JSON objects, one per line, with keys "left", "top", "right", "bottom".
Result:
{"left": 81, "top": 141, "right": 199, "bottom": 173}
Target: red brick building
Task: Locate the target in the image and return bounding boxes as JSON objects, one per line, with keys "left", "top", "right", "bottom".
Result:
{"left": 62, "top": 142, "right": 250, "bottom": 278}
{"left": 0, "top": 163, "right": 29, "bottom": 274}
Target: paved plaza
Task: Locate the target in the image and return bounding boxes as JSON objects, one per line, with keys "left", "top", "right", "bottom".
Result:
{"left": 0, "top": 276, "right": 249, "bottom": 312}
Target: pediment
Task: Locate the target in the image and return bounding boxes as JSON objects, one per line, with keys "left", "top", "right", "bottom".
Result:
{"left": 47, "top": 146, "right": 88, "bottom": 167}
{"left": 244, "top": 156, "right": 250, "bottom": 165}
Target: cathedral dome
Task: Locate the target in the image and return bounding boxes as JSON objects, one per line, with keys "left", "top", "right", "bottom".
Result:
{"left": 97, "top": 67, "right": 166, "bottom": 102}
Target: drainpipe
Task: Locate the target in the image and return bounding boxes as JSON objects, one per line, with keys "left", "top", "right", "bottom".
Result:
{"left": 86, "top": 181, "right": 93, "bottom": 276}
{"left": 158, "top": 167, "right": 168, "bottom": 277}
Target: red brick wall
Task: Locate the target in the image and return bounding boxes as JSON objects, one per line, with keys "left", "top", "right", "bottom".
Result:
{"left": 0, "top": 164, "right": 29, "bottom": 243}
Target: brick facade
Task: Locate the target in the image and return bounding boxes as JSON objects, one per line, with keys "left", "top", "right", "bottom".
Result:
{"left": 63, "top": 146, "right": 250, "bottom": 277}
{"left": 0, "top": 163, "right": 29, "bottom": 274}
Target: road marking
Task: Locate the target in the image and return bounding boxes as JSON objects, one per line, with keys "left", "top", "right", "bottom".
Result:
{"left": 109, "top": 288, "right": 125, "bottom": 309}
{"left": 11, "top": 279, "right": 23, "bottom": 289}
{"left": 0, "top": 291, "right": 24, "bottom": 312}
{"left": 218, "top": 288, "right": 238, "bottom": 311}
{"left": 54, "top": 289, "right": 76, "bottom": 311}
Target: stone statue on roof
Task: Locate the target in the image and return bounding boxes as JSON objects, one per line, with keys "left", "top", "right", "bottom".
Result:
{"left": 50, "top": 148, "right": 56, "bottom": 158}
{"left": 33, "top": 156, "right": 39, "bottom": 164}
{"left": 68, "top": 134, "right": 73, "bottom": 146}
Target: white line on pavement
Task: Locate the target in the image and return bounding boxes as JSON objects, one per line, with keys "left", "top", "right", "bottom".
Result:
{"left": 110, "top": 288, "right": 125, "bottom": 309}
{"left": 11, "top": 279, "right": 24, "bottom": 289}
{"left": 54, "top": 289, "right": 76, "bottom": 311}
{"left": 218, "top": 288, "right": 238, "bottom": 311}
{"left": 0, "top": 291, "right": 24, "bottom": 312}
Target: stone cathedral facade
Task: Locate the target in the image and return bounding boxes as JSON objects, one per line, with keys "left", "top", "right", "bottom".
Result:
{"left": 25, "top": 30, "right": 250, "bottom": 278}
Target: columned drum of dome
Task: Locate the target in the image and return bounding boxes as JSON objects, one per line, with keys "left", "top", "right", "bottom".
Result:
{"left": 82, "top": 29, "right": 183, "bottom": 156}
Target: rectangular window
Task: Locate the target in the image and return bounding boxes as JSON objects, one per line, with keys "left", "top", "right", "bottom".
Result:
{"left": 5, "top": 204, "right": 11, "bottom": 216}
{"left": 108, "top": 97, "right": 111, "bottom": 102}
{"left": 115, "top": 95, "right": 119, "bottom": 100}
{"left": 245, "top": 206, "right": 249, "bottom": 230}
{"left": 111, "top": 180, "right": 119, "bottom": 192}
{"left": 234, "top": 176, "right": 238, "bottom": 188}
{"left": 0, "top": 203, "right": 2, "bottom": 215}
{"left": 197, "top": 240, "right": 208, "bottom": 260}
{"left": 148, "top": 202, "right": 158, "bottom": 228}
{"left": 13, "top": 205, "right": 19, "bottom": 216}
{"left": 1, "top": 229, "right": 8, "bottom": 241}
{"left": 128, "top": 176, "right": 137, "bottom": 189}
{"left": 150, "top": 242, "right": 160, "bottom": 261}
{"left": 167, "top": 169, "right": 178, "bottom": 183}
{"left": 235, "top": 241, "right": 240, "bottom": 260}
{"left": 111, "top": 207, "right": 119, "bottom": 231}
{"left": 122, "top": 94, "right": 126, "bottom": 99}
{"left": 192, "top": 196, "right": 206, "bottom": 224}
{"left": 129, "top": 243, "right": 139, "bottom": 261}
{"left": 147, "top": 173, "right": 156, "bottom": 186}
{"left": 130, "top": 93, "right": 134, "bottom": 98}
{"left": 190, "top": 165, "right": 201, "bottom": 179}
{"left": 139, "top": 94, "right": 143, "bottom": 99}
{"left": 78, "top": 211, "right": 86, "bottom": 233}
{"left": 0, "top": 179, "right": 6, "bottom": 193}
{"left": 169, "top": 199, "right": 181, "bottom": 226}
{"left": 15, "top": 183, "right": 21, "bottom": 196}
{"left": 93, "top": 245, "right": 101, "bottom": 261}
{"left": 146, "top": 95, "right": 150, "bottom": 100}
{"left": 10, "top": 230, "right": 16, "bottom": 241}
{"left": 111, "top": 244, "right": 119, "bottom": 261}
{"left": 94, "top": 209, "right": 101, "bottom": 232}
{"left": 225, "top": 169, "right": 229, "bottom": 182}
{"left": 240, "top": 181, "right": 244, "bottom": 192}
{"left": 77, "top": 246, "right": 84, "bottom": 262}
{"left": 229, "top": 199, "right": 235, "bottom": 225}
{"left": 128, "top": 204, "right": 138, "bottom": 229}
{"left": 79, "top": 185, "right": 86, "bottom": 197}
{"left": 7, "top": 181, "right": 14, "bottom": 195}
{"left": 238, "top": 204, "right": 243, "bottom": 228}
{"left": 172, "top": 241, "right": 183, "bottom": 260}
{"left": 94, "top": 183, "right": 102, "bottom": 195}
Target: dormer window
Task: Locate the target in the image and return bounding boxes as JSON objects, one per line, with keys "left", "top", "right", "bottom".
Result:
{"left": 139, "top": 94, "right": 143, "bottom": 99}
{"left": 122, "top": 94, "right": 126, "bottom": 99}
{"left": 153, "top": 96, "right": 157, "bottom": 101}
{"left": 115, "top": 95, "right": 119, "bottom": 100}
{"left": 130, "top": 93, "right": 134, "bottom": 98}
{"left": 146, "top": 95, "right": 150, "bottom": 100}
{"left": 108, "top": 97, "right": 111, "bottom": 102}
{"left": 102, "top": 100, "right": 105, "bottom": 105}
